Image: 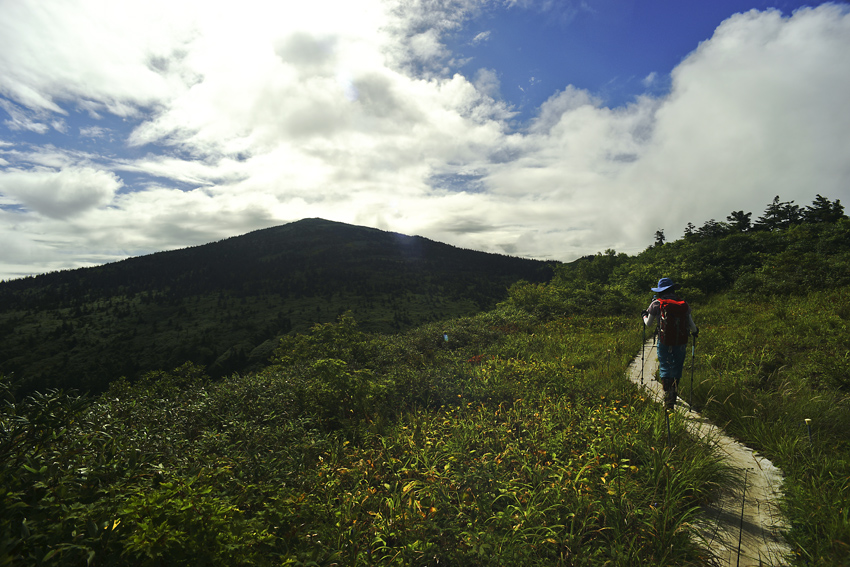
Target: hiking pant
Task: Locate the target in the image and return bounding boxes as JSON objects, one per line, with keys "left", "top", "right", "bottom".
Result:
{"left": 657, "top": 344, "right": 687, "bottom": 391}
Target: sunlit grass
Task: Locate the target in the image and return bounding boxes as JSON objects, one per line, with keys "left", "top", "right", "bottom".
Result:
{"left": 690, "top": 290, "right": 850, "bottom": 565}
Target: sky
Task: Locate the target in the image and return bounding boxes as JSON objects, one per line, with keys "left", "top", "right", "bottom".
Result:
{"left": 1, "top": 0, "right": 849, "bottom": 280}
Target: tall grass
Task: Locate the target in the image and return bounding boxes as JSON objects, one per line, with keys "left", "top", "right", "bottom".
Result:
{"left": 689, "top": 290, "right": 850, "bottom": 565}
{"left": 1, "top": 309, "right": 731, "bottom": 565}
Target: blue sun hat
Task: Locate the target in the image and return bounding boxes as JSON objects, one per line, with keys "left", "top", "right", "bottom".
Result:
{"left": 651, "top": 277, "right": 678, "bottom": 293}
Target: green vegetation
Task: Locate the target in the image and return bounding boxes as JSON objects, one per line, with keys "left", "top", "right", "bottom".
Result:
{"left": 2, "top": 195, "right": 849, "bottom": 565}
{"left": 508, "top": 194, "right": 850, "bottom": 565}
{"left": 1, "top": 310, "right": 730, "bottom": 566}
{"left": 691, "top": 291, "right": 850, "bottom": 565}
{"left": 0, "top": 219, "right": 553, "bottom": 394}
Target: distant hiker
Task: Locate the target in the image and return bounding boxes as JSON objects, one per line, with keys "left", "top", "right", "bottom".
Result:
{"left": 641, "top": 277, "right": 698, "bottom": 410}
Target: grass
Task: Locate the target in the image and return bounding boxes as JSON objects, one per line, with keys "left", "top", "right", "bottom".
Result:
{"left": 688, "top": 290, "right": 850, "bottom": 565}
{"left": 1, "top": 309, "right": 732, "bottom": 566}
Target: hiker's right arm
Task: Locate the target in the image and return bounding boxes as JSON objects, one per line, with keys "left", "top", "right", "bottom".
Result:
{"left": 642, "top": 301, "right": 658, "bottom": 327}
{"left": 687, "top": 311, "right": 698, "bottom": 335}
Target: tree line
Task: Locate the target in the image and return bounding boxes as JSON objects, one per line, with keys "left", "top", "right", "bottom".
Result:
{"left": 654, "top": 194, "right": 845, "bottom": 245}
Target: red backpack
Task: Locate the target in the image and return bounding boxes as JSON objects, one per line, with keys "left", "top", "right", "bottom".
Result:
{"left": 657, "top": 299, "right": 690, "bottom": 346}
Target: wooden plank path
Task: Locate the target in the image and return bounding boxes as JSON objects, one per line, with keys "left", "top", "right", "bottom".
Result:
{"left": 629, "top": 340, "right": 792, "bottom": 566}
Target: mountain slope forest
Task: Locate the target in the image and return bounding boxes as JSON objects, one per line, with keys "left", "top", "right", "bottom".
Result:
{"left": 2, "top": 194, "right": 849, "bottom": 566}
{"left": 0, "top": 218, "right": 554, "bottom": 393}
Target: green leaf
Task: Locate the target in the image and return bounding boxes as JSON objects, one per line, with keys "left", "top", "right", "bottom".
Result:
{"left": 22, "top": 463, "right": 46, "bottom": 474}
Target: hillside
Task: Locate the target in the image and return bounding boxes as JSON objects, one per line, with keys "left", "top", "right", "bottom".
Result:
{"left": 2, "top": 196, "right": 849, "bottom": 565}
{"left": 509, "top": 196, "right": 850, "bottom": 319}
{"left": 0, "top": 218, "right": 554, "bottom": 393}
{"left": 505, "top": 196, "right": 850, "bottom": 564}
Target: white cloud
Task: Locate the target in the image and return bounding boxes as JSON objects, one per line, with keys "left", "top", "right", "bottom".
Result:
{"left": 447, "top": 4, "right": 850, "bottom": 257}
{"left": 408, "top": 29, "right": 452, "bottom": 63}
{"left": 529, "top": 86, "right": 601, "bottom": 134}
{"left": 79, "top": 126, "right": 108, "bottom": 138}
{"left": 0, "top": 167, "right": 122, "bottom": 219}
{"left": 0, "top": 145, "right": 101, "bottom": 171}
{"left": 0, "top": 99, "right": 50, "bottom": 133}
{"left": 473, "top": 68, "right": 501, "bottom": 99}
{"left": 0, "top": 0, "right": 196, "bottom": 115}
{"left": 471, "top": 30, "right": 491, "bottom": 44}
{"left": 619, "top": 4, "right": 850, "bottom": 239}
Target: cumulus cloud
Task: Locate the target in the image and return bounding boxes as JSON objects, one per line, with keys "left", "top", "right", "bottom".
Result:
{"left": 619, "top": 4, "right": 850, "bottom": 239}
{"left": 0, "top": 167, "right": 122, "bottom": 219}
{"left": 451, "top": 4, "right": 850, "bottom": 256}
{"left": 529, "top": 86, "right": 601, "bottom": 134}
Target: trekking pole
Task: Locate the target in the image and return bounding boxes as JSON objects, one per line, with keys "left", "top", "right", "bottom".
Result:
{"left": 641, "top": 320, "right": 646, "bottom": 384}
{"left": 651, "top": 327, "right": 657, "bottom": 381}
{"left": 689, "top": 334, "right": 696, "bottom": 408}
{"left": 736, "top": 469, "right": 749, "bottom": 567}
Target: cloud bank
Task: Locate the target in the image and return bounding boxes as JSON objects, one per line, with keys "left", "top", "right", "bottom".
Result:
{"left": 0, "top": 1, "right": 849, "bottom": 279}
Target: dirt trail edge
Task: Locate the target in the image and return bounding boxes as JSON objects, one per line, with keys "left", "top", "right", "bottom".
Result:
{"left": 629, "top": 340, "right": 792, "bottom": 566}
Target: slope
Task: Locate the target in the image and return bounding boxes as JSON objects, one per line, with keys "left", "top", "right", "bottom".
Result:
{"left": 0, "top": 218, "right": 554, "bottom": 393}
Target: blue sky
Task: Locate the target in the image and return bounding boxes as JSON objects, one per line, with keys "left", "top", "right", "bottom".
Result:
{"left": 448, "top": 0, "right": 839, "bottom": 115}
{"left": 1, "top": 0, "right": 849, "bottom": 279}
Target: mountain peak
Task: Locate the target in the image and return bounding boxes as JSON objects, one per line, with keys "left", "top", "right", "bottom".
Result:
{"left": 0, "top": 219, "right": 554, "bottom": 393}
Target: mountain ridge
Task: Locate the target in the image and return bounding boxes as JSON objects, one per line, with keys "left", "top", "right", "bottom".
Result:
{"left": 0, "top": 218, "right": 555, "bottom": 393}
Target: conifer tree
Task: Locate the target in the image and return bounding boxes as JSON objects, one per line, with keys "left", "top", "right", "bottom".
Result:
{"left": 803, "top": 194, "right": 845, "bottom": 223}
{"left": 755, "top": 196, "right": 801, "bottom": 231}
{"left": 726, "top": 210, "right": 752, "bottom": 232}
{"left": 696, "top": 219, "right": 729, "bottom": 238}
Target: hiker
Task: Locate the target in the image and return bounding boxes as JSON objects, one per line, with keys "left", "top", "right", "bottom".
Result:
{"left": 641, "top": 277, "right": 698, "bottom": 410}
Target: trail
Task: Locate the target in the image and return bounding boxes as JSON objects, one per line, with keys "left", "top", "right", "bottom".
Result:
{"left": 628, "top": 340, "right": 792, "bottom": 566}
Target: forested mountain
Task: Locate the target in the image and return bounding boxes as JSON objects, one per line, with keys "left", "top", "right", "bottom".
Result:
{"left": 0, "top": 218, "right": 554, "bottom": 393}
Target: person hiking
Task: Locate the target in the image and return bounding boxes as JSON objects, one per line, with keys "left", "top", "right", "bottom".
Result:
{"left": 641, "top": 277, "right": 698, "bottom": 410}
